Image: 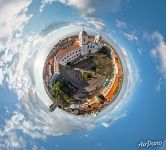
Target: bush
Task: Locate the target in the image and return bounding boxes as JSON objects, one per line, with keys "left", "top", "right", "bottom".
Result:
{"left": 99, "top": 46, "right": 110, "bottom": 57}
{"left": 82, "top": 72, "right": 92, "bottom": 81}
{"left": 90, "top": 65, "right": 96, "bottom": 72}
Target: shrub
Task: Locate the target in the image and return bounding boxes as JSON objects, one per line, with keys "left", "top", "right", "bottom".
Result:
{"left": 82, "top": 72, "right": 92, "bottom": 81}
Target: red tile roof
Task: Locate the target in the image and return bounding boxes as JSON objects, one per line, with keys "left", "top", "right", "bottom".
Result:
{"left": 56, "top": 37, "right": 81, "bottom": 61}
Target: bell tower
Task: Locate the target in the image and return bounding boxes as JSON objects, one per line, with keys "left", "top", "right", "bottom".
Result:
{"left": 79, "top": 27, "right": 88, "bottom": 47}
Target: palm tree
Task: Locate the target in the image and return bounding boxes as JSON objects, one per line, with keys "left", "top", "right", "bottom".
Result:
{"left": 51, "top": 82, "right": 62, "bottom": 97}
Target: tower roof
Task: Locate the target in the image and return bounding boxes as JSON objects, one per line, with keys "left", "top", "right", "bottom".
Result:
{"left": 79, "top": 30, "right": 88, "bottom": 36}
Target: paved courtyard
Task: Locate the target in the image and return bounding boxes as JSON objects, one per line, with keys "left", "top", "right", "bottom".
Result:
{"left": 59, "top": 58, "right": 106, "bottom": 100}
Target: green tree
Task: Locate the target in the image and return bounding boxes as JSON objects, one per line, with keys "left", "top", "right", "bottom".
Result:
{"left": 51, "top": 82, "right": 62, "bottom": 96}
{"left": 51, "top": 81, "right": 74, "bottom": 107}
{"left": 82, "top": 72, "right": 92, "bottom": 81}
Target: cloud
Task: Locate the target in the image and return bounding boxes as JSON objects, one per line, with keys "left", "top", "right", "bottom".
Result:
{"left": 40, "top": 0, "right": 125, "bottom": 16}
{"left": 0, "top": 0, "right": 32, "bottom": 40}
{"left": 116, "top": 20, "right": 127, "bottom": 29}
{"left": 0, "top": 0, "right": 33, "bottom": 86}
{"left": 123, "top": 32, "right": 138, "bottom": 41}
{"left": 3, "top": 112, "right": 45, "bottom": 139}
{"left": 101, "top": 111, "right": 127, "bottom": 127}
{"left": 39, "top": 0, "right": 127, "bottom": 31}
{"left": 0, "top": 68, "right": 4, "bottom": 85}
{"left": 151, "top": 32, "right": 166, "bottom": 78}
{"left": 86, "top": 17, "right": 105, "bottom": 31}
{"left": 0, "top": 131, "right": 26, "bottom": 150}
{"left": 138, "top": 47, "right": 143, "bottom": 55}
{"left": 115, "top": 19, "right": 141, "bottom": 44}
{"left": 0, "top": 111, "right": 46, "bottom": 150}
{"left": 155, "top": 77, "right": 162, "bottom": 91}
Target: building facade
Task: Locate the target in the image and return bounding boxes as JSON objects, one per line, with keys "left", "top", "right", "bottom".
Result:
{"left": 58, "top": 30, "right": 103, "bottom": 66}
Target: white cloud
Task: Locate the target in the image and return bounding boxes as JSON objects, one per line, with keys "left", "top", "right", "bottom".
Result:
{"left": 0, "top": 0, "right": 33, "bottom": 86}
{"left": 155, "top": 77, "right": 162, "bottom": 91}
{"left": 116, "top": 20, "right": 127, "bottom": 29}
{"left": 3, "top": 112, "right": 45, "bottom": 139}
{"left": 138, "top": 47, "right": 143, "bottom": 55}
{"left": 124, "top": 32, "right": 138, "bottom": 41}
{"left": 0, "top": 132, "right": 26, "bottom": 150}
{"left": 151, "top": 32, "right": 166, "bottom": 78}
{"left": 0, "top": 0, "right": 32, "bottom": 40}
{"left": 86, "top": 17, "right": 105, "bottom": 31}
{"left": 0, "top": 111, "right": 46, "bottom": 150}
{"left": 40, "top": 0, "right": 126, "bottom": 31}
{"left": 0, "top": 68, "right": 4, "bottom": 85}
{"left": 115, "top": 20, "right": 141, "bottom": 44}
{"left": 101, "top": 111, "right": 127, "bottom": 127}
{"left": 40, "top": 0, "right": 124, "bottom": 16}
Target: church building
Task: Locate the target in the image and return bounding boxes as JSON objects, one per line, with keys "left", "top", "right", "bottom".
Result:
{"left": 57, "top": 29, "right": 103, "bottom": 66}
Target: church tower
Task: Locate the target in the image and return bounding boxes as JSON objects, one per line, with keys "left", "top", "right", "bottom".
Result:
{"left": 94, "top": 34, "right": 102, "bottom": 44}
{"left": 79, "top": 28, "right": 88, "bottom": 47}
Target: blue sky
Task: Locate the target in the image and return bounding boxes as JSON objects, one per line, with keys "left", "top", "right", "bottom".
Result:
{"left": 0, "top": 0, "right": 166, "bottom": 150}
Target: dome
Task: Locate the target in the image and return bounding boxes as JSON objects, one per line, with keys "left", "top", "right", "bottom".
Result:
{"left": 79, "top": 30, "right": 88, "bottom": 36}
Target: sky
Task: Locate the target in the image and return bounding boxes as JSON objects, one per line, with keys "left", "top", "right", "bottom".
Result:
{"left": 0, "top": 0, "right": 166, "bottom": 150}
